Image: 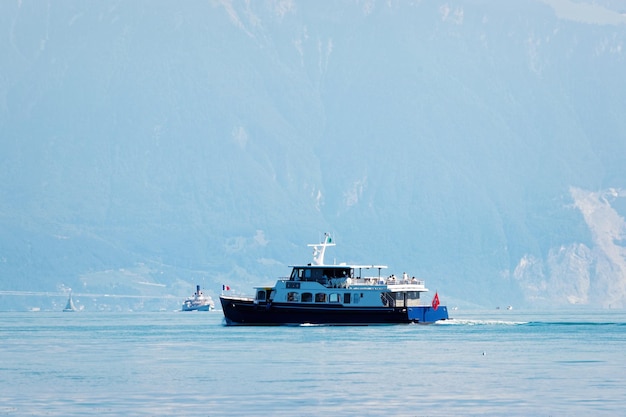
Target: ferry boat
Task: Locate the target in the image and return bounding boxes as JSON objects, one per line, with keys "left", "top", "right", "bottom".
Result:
{"left": 220, "top": 234, "right": 448, "bottom": 325}
{"left": 182, "top": 285, "right": 215, "bottom": 311}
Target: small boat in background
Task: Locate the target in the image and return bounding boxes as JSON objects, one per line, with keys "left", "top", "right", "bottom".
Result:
{"left": 182, "top": 285, "right": 214, "bottom": 311}
{"left": 63, "top": 292, "right": 76, "bottom": 312}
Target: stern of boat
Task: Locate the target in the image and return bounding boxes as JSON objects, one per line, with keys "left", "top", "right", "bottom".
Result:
{"left": 407, "top": 305, "right": 448, "bottom": 323}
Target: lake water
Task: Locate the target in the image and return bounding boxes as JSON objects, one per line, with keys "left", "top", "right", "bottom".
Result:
{"left": 1, "top": 309, "right": 625, "bottom": 416}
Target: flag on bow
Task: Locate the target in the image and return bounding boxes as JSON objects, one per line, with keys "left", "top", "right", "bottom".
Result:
{"left": 222, "top": 284, "right": 230, "bottom": 291}
{"left": 431, "top": 291, "right": 440, "bottom": 311}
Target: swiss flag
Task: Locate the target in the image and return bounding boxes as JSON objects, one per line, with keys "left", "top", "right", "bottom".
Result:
{"left": 431, "top": 292, "right": 440, "bottom": 311}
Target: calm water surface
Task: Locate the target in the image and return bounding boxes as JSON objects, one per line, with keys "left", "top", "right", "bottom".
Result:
{"left": 1, "top": 309, "right": 625, "bottom": 416}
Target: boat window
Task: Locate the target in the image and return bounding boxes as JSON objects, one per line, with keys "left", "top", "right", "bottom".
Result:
{"left": 353, "top": 293, "right": 360, "bottom": 304}
{"left": 329, "top": 293, "right": 340, "bottom": 303}
{"left": 322, "top": 268, "right": 351, "bottom": 279}
{"left": 395, "top": 293, "right": 405, "bottom": 307}
{"left": 315, "top": 293, "right": 326, "bottom": 303}
{"left": 287, "top": 292, "right": 300, "bottom": 302}
{"left": 291, "top": 268, "right": 311, "bottom": 281}
{"left": 310, "top": 268, "right": 325, "bottom": 283}
{"left": 406, "top": 291, "right": 421, "bottom": 306}
{"left": 301, "top": 292, "right": 313, "bottom": 303}
{"left": 256, "top": 290, "right": 266, "bottom": 301}
{"left": 343, "top": 293, "right": 351, "bottom": 304}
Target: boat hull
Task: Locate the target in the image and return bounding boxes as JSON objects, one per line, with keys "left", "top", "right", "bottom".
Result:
{"left": 220, "top": 296, "right": 448, "bottom": 325}
{"left": 182, "top": 304, "right": 212, "bottom": 312}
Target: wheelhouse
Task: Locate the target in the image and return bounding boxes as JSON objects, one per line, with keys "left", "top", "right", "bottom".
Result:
{"left": 289, "top": 265, "right": 352, "bottom": 285}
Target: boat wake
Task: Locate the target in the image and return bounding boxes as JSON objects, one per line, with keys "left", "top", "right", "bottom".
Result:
{"left": 441, "top": 318, "right": 528, "bottom": 326}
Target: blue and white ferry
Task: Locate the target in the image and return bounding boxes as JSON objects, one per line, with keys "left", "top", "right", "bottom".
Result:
{"left": 220, "top": 234, "right": 448, "bottom": 325}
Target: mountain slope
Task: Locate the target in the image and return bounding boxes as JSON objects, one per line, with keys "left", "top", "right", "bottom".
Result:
{"left": 1, "top": 0, "right": 625, "bottom": 310}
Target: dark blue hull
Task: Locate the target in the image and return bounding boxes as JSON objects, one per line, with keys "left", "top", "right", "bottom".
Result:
{"left": 220, "top": 296, "right": 448, "bottom": 325}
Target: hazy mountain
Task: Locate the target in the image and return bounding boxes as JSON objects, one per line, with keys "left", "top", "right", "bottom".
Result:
{"left": 1, "top": 0, "right": 625, "bottom": 311}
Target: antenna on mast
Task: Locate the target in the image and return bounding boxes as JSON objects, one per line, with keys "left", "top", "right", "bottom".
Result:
{"left": 308, "top": 232, "right": 335, "bottom": 266}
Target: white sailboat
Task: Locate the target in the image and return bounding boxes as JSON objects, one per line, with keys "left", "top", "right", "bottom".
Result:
{"left": 63, "top": 292, "right": 76, "bottom": 312}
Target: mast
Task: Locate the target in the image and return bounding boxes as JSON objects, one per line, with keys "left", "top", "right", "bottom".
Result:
{"left": 307, "top": 233, "right": 335, "bottom": 266}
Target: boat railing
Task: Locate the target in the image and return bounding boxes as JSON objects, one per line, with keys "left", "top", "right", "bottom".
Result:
{"left": 351, "top": 277, "right": 425, "bottom": 286}
{"left": 352, "top": 277, "right": 384, "bottom": 285}
{"left": 223, "top": 295, "right": 254, "bottom": 302}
